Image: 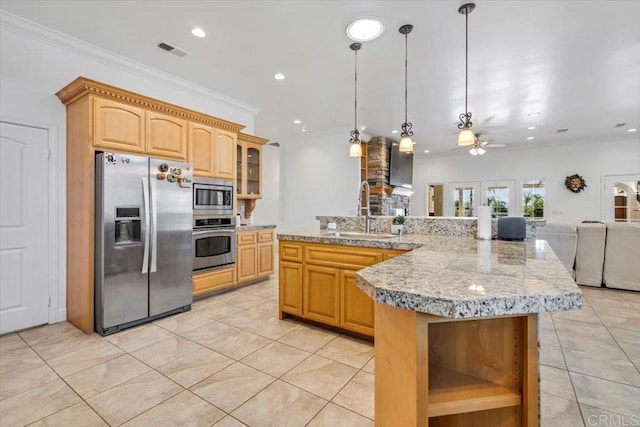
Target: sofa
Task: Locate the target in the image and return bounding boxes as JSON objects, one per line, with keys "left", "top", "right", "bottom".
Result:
{"left": 537, "top": 222, "right": 639, "bottom": 291}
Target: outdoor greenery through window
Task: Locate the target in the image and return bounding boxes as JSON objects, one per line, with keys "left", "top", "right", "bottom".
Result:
{"left": 523, "top": 180, "right": 544, "bottom": 218}
{"left": 487, "top": 185, "right": 510, "bottom": 217}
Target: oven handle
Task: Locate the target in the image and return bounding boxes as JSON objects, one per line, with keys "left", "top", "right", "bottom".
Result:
{"left": 192, "top": 229, "right": 236, "bottom": 236}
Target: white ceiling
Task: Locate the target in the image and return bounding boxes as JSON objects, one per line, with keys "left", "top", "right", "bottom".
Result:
{"left": 2, "top": 0, "right": 639, "bottom": 155}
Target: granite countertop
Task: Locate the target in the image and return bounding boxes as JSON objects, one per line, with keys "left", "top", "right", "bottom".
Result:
{"left": 237, "top": 224, "right": 276, "bottom": 231}
{"left": 277, "top": 231, "right": 582, "bottom": 319}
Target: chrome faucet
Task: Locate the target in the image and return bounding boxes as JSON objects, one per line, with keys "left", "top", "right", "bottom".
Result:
{"left": 357, "top": 180, "right": 371, "bottom": 233}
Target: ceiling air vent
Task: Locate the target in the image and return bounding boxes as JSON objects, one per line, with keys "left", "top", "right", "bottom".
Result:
{"left": 156, "top": 42, "right": 190, "bottom": 58}
{"left": 615, "top": 123, "right": 627, "bottom": 128}
{"left": 557, "top": 128, "right": 569, "bottom": 133}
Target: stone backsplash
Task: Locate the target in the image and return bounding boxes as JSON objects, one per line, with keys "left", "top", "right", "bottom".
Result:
{"left": 317, "top": 216, "right": 545, "bottom": 240}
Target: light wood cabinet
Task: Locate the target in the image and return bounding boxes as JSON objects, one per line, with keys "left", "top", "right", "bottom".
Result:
{"left": 213, "top": 130, "right": 236, "bottom": 180}
{"left": 279, "top": 261, "right": 303, "bottom": 316}
{"left": 145, "top": 111, "right": 188, "bottom": 161}
{"left": 303, "top": 264, "right": 341, "bottom": 326}
{"left": 189, "top": 122, "right": 216, "bottom": 177}
{"left": 236, "top": 133, "right": 269, "bottom": 218}
{"left": 278, "top": 241, "right": 409, "bottom": 337}
{"left": 193, "top": 267, "right": 235, "bottom": 297}
{"left": 93, "top": 98, "right": 145, "bottom": 153}
{"left": 56, "top": 77, "right": 245, "bottom": 333}
{"left": 237, "top": 229, "right": 274, "bottom": 284}
{"left": 340, "top": 269, "right": 374, "bottom": 336}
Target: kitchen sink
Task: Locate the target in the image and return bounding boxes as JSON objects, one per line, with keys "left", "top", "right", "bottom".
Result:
{"left": 323, "top": 232, "right": 396, "bottom": 239}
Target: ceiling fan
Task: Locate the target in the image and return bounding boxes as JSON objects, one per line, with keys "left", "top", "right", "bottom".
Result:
{"left": 451, "top": 133, "right": 507, "bottom": 155}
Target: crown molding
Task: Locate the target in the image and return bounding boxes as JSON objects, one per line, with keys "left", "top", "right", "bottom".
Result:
{"left": 0, "top": 10, "right": 261, "bottom": 116}
{"left": 238, "top": 132, "right": 269, "bottom": 145}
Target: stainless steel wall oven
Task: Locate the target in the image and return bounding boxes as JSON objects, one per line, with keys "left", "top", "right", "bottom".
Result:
{"left": 193, "top": 215, "right": 236, "bottom": 272}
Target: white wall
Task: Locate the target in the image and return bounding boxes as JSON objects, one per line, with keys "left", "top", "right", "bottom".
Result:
{"left": 251, "top": 143, "right": 280, "bottom": 228}
{"left": 0, "top": 14, "right": 257, "bottom": 323}
{"left": 412, "top": 139, "right": 640, "bottom": 226}
{"left": 279, "top": 130, "right": 361, "bottom": 232}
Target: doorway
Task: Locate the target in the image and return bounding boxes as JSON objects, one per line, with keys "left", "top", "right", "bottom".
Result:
{"left": 0, "top": 122, "right": 50, "bottom": 333}
{"left": 603, "top": 174, "right": 640, "bottom": 223}
{"left": 428, "top": 184, "right": 444, "bottom": 216}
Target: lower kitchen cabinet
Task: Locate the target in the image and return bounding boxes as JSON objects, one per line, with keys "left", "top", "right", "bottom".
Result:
{"left": 303, "top": 265, "right": 340, "bottom": 326}
{"left": 237, "top": 229, "right": 274, "bottom": 285}
{"left": 278, "top": 241, "right": 409, "bottom": 337}
{"left": 193, "top": 266, "right": 235, "bottom": 297}
{"left": 341, "top": 270, "right": 375, "bottom": 336}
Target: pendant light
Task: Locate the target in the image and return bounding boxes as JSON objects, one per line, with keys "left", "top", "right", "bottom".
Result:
{"left": 457, "top": 3, "right": 476, "bottom": 147}
{"left": 349, "top": 42, "right": 363, "bottom": 157}
{"left": 398, "top": 24, "right": 414, "bottom": 153}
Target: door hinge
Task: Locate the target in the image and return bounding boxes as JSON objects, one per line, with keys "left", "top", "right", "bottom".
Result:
{"left": 47, "top": 148, "right": 51, "bottom": 159}
{"left": 48, "top": 296, "right": 51, "bottom": 307}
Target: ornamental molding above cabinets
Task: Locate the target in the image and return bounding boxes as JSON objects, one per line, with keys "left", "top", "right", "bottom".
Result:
{"left": 56, "top": 76, "right": 245, "bottom": 133}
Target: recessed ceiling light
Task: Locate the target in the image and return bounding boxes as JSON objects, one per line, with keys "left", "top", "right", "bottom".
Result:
{"left": 424, "top": 150, "right": 430, "bottom": 153}
{"left": 527, "top": 126, "right": 536, "bottom": 130}
{"left": 274, "top": 73, "right": 285, "bottom": 80}
{"left": 346, "top": 17, "right": 385, "bottom": 42}
{"left": 629, "top": 128, "right": 638, "bottom": 133}
{"left": 301, "top": 127, "right": 307, "bottom": 133}
{"left": 293, "top": 120, "right": 301, "bottom": 124}
{"left": 191, "top": 27, "right": 206, "bottom": 38}
{"left": 528, "top": 112, "right": 541, "bottom": 117}
{"left": 527, "top": 136, "right": 535, "bottom": 140}
{"left": 391, "top": 130, "right": 399, "bottom": 134}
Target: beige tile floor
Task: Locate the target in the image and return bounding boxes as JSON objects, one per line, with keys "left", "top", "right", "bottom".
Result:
{"left": 1, "top": 278, "right": 638, "bottom": 426}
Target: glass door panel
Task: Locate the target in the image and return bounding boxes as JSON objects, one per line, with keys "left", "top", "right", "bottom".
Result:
{"left": 482, "top": 180, "right": 515, "bottom": 218}
{"left": 236, "top": 143, "right": 243, "bottom": 195}
{"left": 447, "top": 182, "right": 479, "bottom": 217}
{"left": 246, "top": 146, "right": 260, "bottom": 196}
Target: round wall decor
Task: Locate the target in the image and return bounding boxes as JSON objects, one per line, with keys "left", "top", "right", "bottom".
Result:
{"left": 565, "top": 174, "right": 587, "bottom": 193}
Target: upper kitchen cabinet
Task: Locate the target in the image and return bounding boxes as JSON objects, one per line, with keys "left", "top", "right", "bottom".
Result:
{"left": 188, "top": 124, "right": 237, "bottom": 180}
{"left": 146, "top": 111, "right": 188, "bottom": 161}
{"left": 93, "top": 98, "right": 145, "bottom": 153}
{"left": 236, "top": 132, "right": 268, "bottom": 216}
{"left": 214, "top": 130, "right": 236, "bottom": 180}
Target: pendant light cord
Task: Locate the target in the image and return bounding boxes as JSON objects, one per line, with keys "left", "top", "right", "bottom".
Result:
{"left": 465, "top": 10, "right": 468, "bottom": 115}
{"left": 404, "top": 31, "right": 408, "bottom": 123}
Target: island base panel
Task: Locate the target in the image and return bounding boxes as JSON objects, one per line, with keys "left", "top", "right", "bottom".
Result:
{"left": 374, "top": 303, "right": 538, "bottom": 427}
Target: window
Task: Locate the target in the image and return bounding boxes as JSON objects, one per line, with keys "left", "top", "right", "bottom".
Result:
{"left": 483, "top": 181, "right": 514, "bottom": 218}
{"left": 522, "top": 180, "right": 544, "bottom": 218}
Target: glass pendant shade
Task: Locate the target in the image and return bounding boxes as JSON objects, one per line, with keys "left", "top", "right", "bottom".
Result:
{"left": 458, "top": 128, "right": 475, "bottom": 146}
{"left": 349, "top": 142, "right": 363, "bottom": 157}
{"left": 399, "top": 135, "right": 413, "bottom": 152}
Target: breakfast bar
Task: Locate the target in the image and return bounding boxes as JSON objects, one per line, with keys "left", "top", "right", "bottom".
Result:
{"left": 278, "top": 231, "right": 582, "bottom": 426}
{"left": 356, "top": 236, "right": 582, "bottom": 427}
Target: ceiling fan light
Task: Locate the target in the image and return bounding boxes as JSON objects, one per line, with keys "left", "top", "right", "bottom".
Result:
{"left": 458, "top": 129, "right": 475, "bottom": 146}
{"left": 399, "top": 135, "right": 414, "bottom": 152}
{"left": 477, "top": 147, "right": 486, "bottom": 155}
{"left": 469, "top": 147, "right": 478, "bottom": 156}
{"left": 349, "top": 142, "right": 363, "bottom": 157}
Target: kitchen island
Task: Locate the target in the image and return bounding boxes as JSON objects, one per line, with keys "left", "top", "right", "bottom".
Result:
{"left": 277, "top": 231, "right": 582, "bottom": 426}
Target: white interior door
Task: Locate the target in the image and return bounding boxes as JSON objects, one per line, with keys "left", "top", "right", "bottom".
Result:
{"left": 0, "top": 122, "right": 49, "bottom": 334}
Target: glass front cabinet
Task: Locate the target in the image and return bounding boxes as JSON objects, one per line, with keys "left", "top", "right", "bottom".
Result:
{"left": 236, "top": 133, "right": 268, "bottom": 217}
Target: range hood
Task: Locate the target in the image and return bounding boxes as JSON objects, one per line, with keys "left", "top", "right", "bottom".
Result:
{"left": 392, "top": 186, "right": 414, "bottom": 197}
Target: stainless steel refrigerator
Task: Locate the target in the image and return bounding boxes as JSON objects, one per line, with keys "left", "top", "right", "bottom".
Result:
{"left": 95, "top": 152, "right": 193, "bottom": 336}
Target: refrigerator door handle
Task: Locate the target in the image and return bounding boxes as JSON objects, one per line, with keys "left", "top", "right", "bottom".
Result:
{"left": 150, "top": 178, "right": 158, "bottom": 273}
{"left": 142, "top": 177, "right": 150, "bottom": 274}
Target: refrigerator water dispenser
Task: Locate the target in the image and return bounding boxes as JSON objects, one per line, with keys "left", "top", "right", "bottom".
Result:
{"left": 114, "top": 207, "right": 141, "bottom": 245}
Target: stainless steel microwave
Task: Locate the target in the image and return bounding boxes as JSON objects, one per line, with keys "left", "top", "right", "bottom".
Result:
{"left": 193, "top": 178, "right": 234, "bottom": 215}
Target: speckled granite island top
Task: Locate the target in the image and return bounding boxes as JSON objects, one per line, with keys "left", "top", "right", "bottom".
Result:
{"left": 277, "top": 231, "right": 582, "bottom": 318}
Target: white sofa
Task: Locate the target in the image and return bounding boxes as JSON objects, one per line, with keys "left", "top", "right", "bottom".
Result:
{"left": 536, "top": 223, "right": 577, "bottom": 277}
{"left": 603, "top": 223, "right": 640, "bottom": 291}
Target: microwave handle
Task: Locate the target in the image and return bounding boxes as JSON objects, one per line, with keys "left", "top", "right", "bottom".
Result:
{"left": 141, "top": 177, "right": 150, "bottom": 274}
